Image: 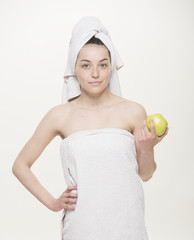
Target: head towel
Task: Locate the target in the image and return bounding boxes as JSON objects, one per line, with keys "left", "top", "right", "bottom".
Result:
{"left": 62, "top": 16, "right": 124, "bottom": 103}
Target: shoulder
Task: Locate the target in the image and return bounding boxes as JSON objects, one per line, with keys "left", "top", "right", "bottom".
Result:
{"left": 41, "top": 103, "right": 70, "bottom": 128}
{"left": 45, "top": 103, "right": 71, "bottom": 119}
{"left": 121, "top": 98, "right": 147, "bottom": 133}
{"left": 123, "top": 98, "right": 147, "bottom": 117}
{"left": 112, "top": 95, "right": 147, "bottom": 120}
{"left": 41, "top": 103, "right": 71, "bottom": 136}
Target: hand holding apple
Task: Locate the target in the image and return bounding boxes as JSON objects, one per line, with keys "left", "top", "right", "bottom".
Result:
{"left": 146, "top": 113, "right": 168, "bottom": 137}
{"left": 134, "top": 113, "right": 168, "bottom": 152}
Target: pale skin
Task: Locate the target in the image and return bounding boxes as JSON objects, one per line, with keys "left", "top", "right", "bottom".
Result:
{"left": 12, "top": 44, "right": 168, "bottom": 213}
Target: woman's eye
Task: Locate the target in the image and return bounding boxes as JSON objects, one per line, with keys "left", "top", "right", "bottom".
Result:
{"left": 100, "top": 64, "right": 107, "bottom": 67}
{"left": 82, "top": 64, "right": 89, "bottom": 68}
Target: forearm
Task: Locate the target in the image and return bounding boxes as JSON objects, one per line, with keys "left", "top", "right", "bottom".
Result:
{"left": 12, "top": 162, "right": 55, "bottom": 210}
{"left": 137, "top": 149, "right": 157, "bottom": 182}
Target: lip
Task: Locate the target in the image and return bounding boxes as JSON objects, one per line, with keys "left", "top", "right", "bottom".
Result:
{"left": 88, "top": 81, "right": 102, "bottom": 85}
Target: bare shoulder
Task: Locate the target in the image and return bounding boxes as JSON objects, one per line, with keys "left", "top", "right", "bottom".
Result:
{"left": 121, "top": 99, "right": 147, "bottom": 133}
{"left": 109, "top": 95, "right": 147, "bottom": 124}
{"left": 124, "top": 98, "right": 147, "bottom": 118}
{"left": 41, "top": 103, "right": 71, "bottom": 138}
{"left": 46, "top": 103, "right": 70, "bottom": 119}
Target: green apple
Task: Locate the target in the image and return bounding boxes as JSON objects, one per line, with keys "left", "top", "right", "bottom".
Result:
{"left": 146, "top": 113, "right": 168, "bottom": 136}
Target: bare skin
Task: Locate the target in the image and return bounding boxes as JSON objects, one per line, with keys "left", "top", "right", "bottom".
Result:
{"left": 12, "top": 44, "right": 168, "bottom": 213}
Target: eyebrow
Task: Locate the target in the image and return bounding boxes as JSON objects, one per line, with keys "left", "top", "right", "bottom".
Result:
{"left": 80, "top": 58, "right": 109, "bottom": 62}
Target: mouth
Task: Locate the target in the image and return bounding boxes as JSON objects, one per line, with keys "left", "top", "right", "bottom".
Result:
{"left": 88, "top": 81, "right": 102, "bottom": 85}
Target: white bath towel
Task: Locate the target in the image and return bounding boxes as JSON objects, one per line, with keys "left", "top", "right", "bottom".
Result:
{"left": 60, "top": 128, "right": 148, "bottom": 239}
{"left": 62, "top": 16, "right": 124, "bottom": 103}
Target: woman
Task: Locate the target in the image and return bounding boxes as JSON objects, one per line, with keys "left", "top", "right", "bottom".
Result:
{"left": 12, "top": 17, "right": 168, "bottom": 239}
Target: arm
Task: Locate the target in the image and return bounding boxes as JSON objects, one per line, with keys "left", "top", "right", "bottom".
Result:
{"left": 12, "top": 105, "right": 77, "bottom": 211}
{"left": 132, "top": 105, "right": 168, "bottom": 182}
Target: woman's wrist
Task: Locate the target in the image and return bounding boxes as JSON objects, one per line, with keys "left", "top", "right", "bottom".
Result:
{"left": 46, "top": 196, "right": 58, "bottom": 211}
{"left": 141, "top": 148, "right": 154, "bottom": 155}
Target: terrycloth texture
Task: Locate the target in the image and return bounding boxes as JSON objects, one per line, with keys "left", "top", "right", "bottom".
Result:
{"left": 60, "top": 128, "right": 148, "bottom": 239}
{"left": 62, "top": 16, "right": 124, "bottom": 103}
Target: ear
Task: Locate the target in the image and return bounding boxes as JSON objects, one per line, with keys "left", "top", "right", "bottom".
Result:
{"left": 74, "top": 61, "right": 78, "bottom": 76}
{"left": 74, "top": 68, "right": 77, "bottom": 77}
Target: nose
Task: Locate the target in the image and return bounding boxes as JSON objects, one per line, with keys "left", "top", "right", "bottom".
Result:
{"left": 91, "top": 66, "right": 99, "bottom": 79}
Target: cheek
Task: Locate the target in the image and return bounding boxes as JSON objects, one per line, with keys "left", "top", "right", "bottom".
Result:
{"left": 103, "top": 69, "right": 111, "bottom": 79}
{"left": 77, "top": 70, "right": 89, "bottom": 82}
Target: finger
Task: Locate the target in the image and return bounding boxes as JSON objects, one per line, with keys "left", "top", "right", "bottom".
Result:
{"left": 68, "top": 198, "right": 77, "bottom": 203}
{"left": 65, "top": 191, "right": 78, "bottom": 199}
{"left": 143, "top": 120, "right": 149, "bottom": 133}
{"left": 143, "top": 119, "right": 147, "bottom": 129}
{"left": 163, "top": 127, "right": 169, "bottom": 136}
{"left": 65, "top": 203, "right": 76, "bottom": 210}
{"left": 66, "top": 186, "right": 77, "bottom": 193}
{"left": 64, "top": 196, "right": 77, "bottom": 208}
{"left": 135, "top": 128, "right": 142, "bottom": 142}
{"left": 69, "top": 205, "right": 76, "bottom": 210}
{"left": 69, "top": 192, "right": 78, "bottom": 198}
{"left": 138, "top": 127, "right": 143, "bottom": 138}
{"left": 143, "top": 119, "right": 151, "bottom": 138}
{"left": 141, "top": 122, "right": 147, "bottom": 139}
{"left": 69, "top": 185, "right": 77, "bottom": 190}
{"left": 149, "top": 118, "right": 157, "bottom": 137}
{"left": 159, "top": 127, "right": 169, "bottom": 140}
{"left": 63, "top": 193, "right": 78, "bottom": 200}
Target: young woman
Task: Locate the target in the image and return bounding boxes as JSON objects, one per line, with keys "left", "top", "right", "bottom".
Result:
{"left": 12, "top": 17, "right": 168, "bottom": 239}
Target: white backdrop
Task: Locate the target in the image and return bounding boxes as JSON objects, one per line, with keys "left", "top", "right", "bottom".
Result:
{"left": 0, "top": 0, "right": 193, "bottom": 239}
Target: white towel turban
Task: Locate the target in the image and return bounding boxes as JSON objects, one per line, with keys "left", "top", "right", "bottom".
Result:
{"left": 62, "top": 16, "right": 124, "bottom": 103}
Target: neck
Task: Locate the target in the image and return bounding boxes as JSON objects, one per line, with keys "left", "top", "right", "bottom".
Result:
{"left": 75, "top": 89, "right": 113, "bottom": 110}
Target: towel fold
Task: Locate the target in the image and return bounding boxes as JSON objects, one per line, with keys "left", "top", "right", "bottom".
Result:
{"left": 62, "top": 16, "right": 124, "bottom": 103}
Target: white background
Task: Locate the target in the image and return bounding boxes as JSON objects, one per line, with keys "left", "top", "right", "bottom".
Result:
{"left": 0, "top": 0, "right": 193, "bottom": 239}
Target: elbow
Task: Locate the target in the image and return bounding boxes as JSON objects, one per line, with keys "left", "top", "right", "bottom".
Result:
{"left": 139, "top": 164, "right": 157, "bottom": 182}
{"left": 139, "top": 172, "right": 154, "bottom": 182}
{"left": 12, "top": 159, "right": 27, "bottom": 177}
{"left": 141, "top": 175, "right": 153, "bottom": 182}
{"left": 12, "top": 161, "right": 18, "bottom": 177}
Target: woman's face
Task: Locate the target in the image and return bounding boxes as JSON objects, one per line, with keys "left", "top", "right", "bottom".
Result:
{"left": 74, "top": 44, "right": 111, "bottom": 95}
